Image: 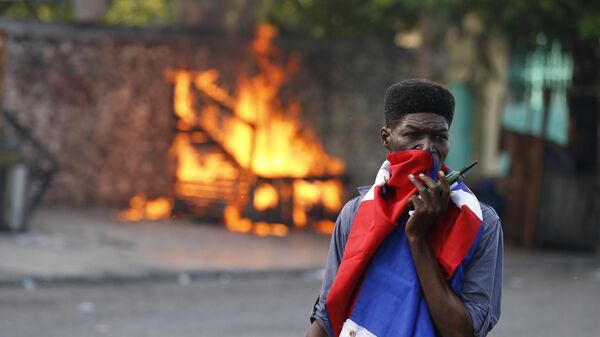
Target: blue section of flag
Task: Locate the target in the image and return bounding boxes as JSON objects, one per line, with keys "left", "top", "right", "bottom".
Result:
{"left": 348, "top": 213, "right": 429, "bottom": 337}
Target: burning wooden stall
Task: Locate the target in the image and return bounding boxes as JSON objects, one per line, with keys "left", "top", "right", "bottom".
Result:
{"left": 120, "top": 25, "right": 346, "bottom": 236}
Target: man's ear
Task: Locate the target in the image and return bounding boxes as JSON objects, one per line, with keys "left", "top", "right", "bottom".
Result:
{"left": 381, "top": 127, "right": 391, "bottom": 150}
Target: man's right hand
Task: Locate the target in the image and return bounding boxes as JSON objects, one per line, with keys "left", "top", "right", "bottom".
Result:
{"left": 306, "top": 321, "right": 329, "bottom": 337}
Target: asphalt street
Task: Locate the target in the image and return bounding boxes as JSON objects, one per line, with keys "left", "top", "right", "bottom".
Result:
{"left": 0, "top": 275, "right": 320, "bottom": 337}
{"left": 1, "top": 265, "right": 599, "bottom": 337}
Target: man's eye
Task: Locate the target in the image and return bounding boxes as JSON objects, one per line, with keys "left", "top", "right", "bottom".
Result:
{"left": 434, "top": 134, "right": 448, "bottom": 141}
{"left": 403, "top": 132, "right": 418, "bottom": 137}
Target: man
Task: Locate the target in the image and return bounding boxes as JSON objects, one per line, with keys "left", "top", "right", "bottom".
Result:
{"left": 307, "top": 79, "right": 502, "bottom": 337}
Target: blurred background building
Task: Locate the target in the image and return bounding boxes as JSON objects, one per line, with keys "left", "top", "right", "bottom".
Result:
{"left": 0, "top": 0, "right": 598, "bottom": 250}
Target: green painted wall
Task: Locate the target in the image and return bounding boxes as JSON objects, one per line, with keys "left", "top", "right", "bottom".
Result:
{"left": 446, "top": 83, "right": 473, "bottom": 169}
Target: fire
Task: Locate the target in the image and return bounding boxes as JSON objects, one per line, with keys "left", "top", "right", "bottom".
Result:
{"left": 315, "top": 220, "right": 336, "bottom": 235}
{"left": 189, "top": 27, "right": 345, "bottom": 178}
{"left": 223, "top": 205, "right": 253, "bottom": 234}
{"left": 222, "top": 205, "right": 289, "bottom": 237}
{"left": 173, "top": 71, "right": 196, "bottom": 130}
{"left": 119, "top": 194, "right": 173, "bottom": 221}
{"left": 120, "top": 24, "right": 346, "bottom": 236}
{"left": 253, "top": 183, "right": 279, "bottom": 211}
{"left": 292, "top": 180, "right": 343, "bottom": 228}
{"left": 172, "top": 133, "right": 239, "bottom": 193}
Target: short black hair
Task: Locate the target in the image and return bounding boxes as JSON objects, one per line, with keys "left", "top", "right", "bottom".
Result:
{"left": 384, "top": 79, "right": 455, "bottom": 127}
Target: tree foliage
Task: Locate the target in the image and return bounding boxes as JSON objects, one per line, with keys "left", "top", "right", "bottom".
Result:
{"left": 0, "top": 0, "right": 73, "bottom": 22}
{"left": 257, "top": 0, "right": 600, "bottom": 46}
{"left": 256, "top": 0, "right": 462, "bottom": 38}
{"left": 467, "top": 0, "right": 600, "bottom": 45}
{"left": 0, "top": 0, "right": 177, "bottom": 26}
{"left": 104, "top": 0, "right": 177, "bottom": 26}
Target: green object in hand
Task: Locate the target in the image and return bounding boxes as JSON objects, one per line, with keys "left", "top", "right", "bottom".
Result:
{"left": 436, "top": 160, "right": 478, "bottom": 188}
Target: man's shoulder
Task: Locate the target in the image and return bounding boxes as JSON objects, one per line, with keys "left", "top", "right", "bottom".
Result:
{"left": 478, "top": 201, "right": 502, "bottom": 237}
{"left": 339, "top": 186, "right": 369, "bottom": 217}
{"left": 335, "top": 194, "right": 364, "bottom": 236}
{"left": 338, "top": 195, "right": 363, "bottom": 221}
{"left": 479, "top": 202, "right": 500, "bottom": 223}
{"left": 342, "top": 194, "right": 362, "bottom": 211}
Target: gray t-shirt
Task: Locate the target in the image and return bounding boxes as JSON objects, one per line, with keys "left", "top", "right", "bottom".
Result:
{"left": 310, "top": 186, "right": 503, "bottom": 337}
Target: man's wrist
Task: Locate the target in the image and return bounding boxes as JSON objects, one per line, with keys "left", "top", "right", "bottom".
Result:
{"left": 406, "top": 233, "right": 428, "bottom": 247}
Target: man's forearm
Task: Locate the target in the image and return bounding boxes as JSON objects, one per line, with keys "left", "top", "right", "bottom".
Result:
{"left": 306, "top": 321, "right": 329, "bottom": 337}
{"left": 408, "top": 237, "right": 473, "bottom": 337}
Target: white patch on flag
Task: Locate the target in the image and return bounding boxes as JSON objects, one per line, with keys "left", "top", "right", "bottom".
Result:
{"left": 362, "top": 160, "right": 390, "bottom": 202}
{"left": 363, "top": 186, "right": 375, "bottom": 201}
{"left": 450, "top": 189, "right": 483, "bottom": 220}
{"left": 339, "top": 319, "right": 378, "bottom": 337}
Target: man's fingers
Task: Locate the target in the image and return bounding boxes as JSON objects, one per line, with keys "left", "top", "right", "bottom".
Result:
{"left": 438, "top": 171, "right": 450, "bottom": 204}
{"left": 419, "top": 173, "right": 440, "bottom": 206}
{"left": 408, "top": 174, "right": 431, "bottom": 205}
{"left": 419, "top": 173, "right": 437, "bottom": 190}
{"left": 408, "top": 195, "right": 423, "bottom": 210}
{"left": 408, "top": 174, "right": 427, "bottom": 194}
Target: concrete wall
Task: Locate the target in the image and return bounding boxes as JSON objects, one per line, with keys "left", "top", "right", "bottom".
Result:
{"left": 0, "top": 20, "right": 417, "bottom": 207}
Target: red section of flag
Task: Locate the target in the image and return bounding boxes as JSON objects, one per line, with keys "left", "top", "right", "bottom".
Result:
{"left": 428, "top": 203, "right": 481, "bottom": 279}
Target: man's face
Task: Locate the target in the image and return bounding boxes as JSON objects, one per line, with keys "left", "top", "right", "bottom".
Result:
{"left": 381, "top": 112, "right": 450, "bottom": 165}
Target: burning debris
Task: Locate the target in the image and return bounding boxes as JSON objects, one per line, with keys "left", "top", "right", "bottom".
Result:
{"left": 120, "top": 24, "right": 346, "bottom": 236}
{"left": 118, "top": 194, "right": 172, "bottom": 222}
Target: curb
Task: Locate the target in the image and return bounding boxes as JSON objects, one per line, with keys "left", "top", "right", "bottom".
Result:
{"left": 0, "top": 267, "right": 325, "bottom": 289}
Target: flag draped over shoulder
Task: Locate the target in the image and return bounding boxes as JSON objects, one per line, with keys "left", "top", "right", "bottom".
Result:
{"left": 325, "top": 150, "right": 483, "bottom": 337}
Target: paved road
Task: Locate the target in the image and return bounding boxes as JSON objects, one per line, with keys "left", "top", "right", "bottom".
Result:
{"left": 1, "top": 266, "right": 599, "bottom": 337}
{"left": 0, "top": 274, "right": 321, "bottom": 337}
{"left": 493, "top": 266, "right": 600, "bottom": 337}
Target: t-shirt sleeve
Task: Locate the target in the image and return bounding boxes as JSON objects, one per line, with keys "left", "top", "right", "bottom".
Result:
{"left": 460, "top": 204, "right": 504, "bottom": 337}
{"left": 309, "top": 196, "right": 360, "bottom": 335}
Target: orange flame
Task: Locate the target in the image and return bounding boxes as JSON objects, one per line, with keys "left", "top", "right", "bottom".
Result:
{"left": 120, "top": 24, "right": 344, "bottom": 236}
{"left": 190, "top": 25, "right": 345, "bottom": 178}
{"left": 315, "top": 220, "right": 336, "bottom": 235}
{"left": 172, "top": 71, "right": 196, "bottom": 130}
{"left": 253, "top": 183, "right": 279, "bottom": 211}
{"left": 224, "top": 205, "right": 253, "bottom": 234}
{"left": 172, "top": 133, "right": 239, "bottom": 196}
{"left": 293, "top": 180, "right": 343, "bottom": 228}
{"left": 118, "top": 194, "right": 173, "bottom": 221}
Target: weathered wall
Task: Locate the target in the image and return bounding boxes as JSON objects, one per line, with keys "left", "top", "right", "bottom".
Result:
{"left": 0, "top": 20, "right": 416, "bottom": 207}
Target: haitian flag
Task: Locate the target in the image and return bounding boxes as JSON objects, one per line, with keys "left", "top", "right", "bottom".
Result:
{"left": 325, "top": 150, "right": 482, "bottom": 337}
